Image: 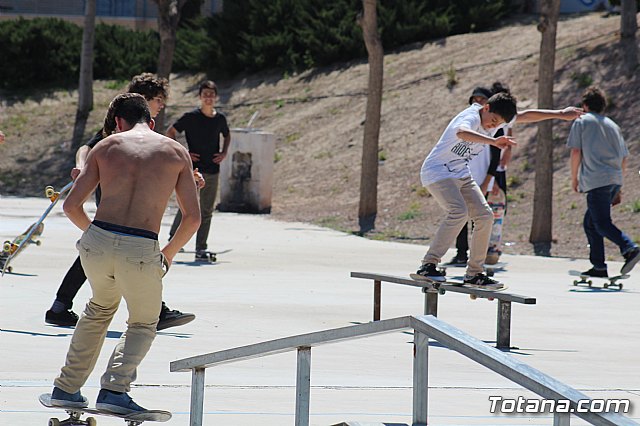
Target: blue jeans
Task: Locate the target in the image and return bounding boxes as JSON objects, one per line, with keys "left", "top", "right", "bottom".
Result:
{"left": 583, "top": 184, "right": 635, "bottom": 270}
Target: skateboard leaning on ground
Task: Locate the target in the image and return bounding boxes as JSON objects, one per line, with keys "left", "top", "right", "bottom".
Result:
{"left": 569, "top": 270, "right": 629, "bottom": 290}
{"left": 177, "top": 248, "right": 231, "bottom": 262}
{"left": 409, "top": 271, "right": 509, "bottom": 300}
{"left": 486, "top": 187, "right": 506, "bottom": 265}
{"left": 1, "top": 182, "right": 73, "bottom": 275}
{"left": 39, "top": 393, "right": 171, "bottom": 426}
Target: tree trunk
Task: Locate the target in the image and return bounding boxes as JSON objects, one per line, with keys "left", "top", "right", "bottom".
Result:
{"left": 152, "top": 0, "right": 188, "bottom": 132}
{"left": 529, "top": 0, "right": 560, "bottom": 256}
{"left": 620, "top": 0, "right": 638, "bottom": 77}
{"left": 71, "top": 0, "right": 96, "bottom": 151}
{"left": 357, "top": 0, "right": 384, "bottom": 234}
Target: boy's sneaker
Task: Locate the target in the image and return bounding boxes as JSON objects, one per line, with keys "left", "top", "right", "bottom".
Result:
{"left": 580, "top": 267, "right": 608, "bottom": 278}
{"left": 51, "top": 386, "right": 88, "bottom": 408}
{"left": 45, "top": 309, "right": 79, "bottom": 327}
{"left": 194, "top": 250, "right": 210, "bottom": 262}
{"left": 621, "top": 247, "right": 640, "bottom": 275}
{"left": 463, "top": 273, "right": 504, "bottom": 290}
{"left": 444, "top": 254, "right": 468, "bottom": 267}
{"left": 413, "top": 263, "right": 446, "bottom": 282}
{"left": 157, "top": 302, "right": 195, "bottom": 331}
{"left": 96, "top": 389, "right": 146, "bottom": 415}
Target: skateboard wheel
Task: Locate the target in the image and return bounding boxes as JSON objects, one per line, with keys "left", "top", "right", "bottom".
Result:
{"left": 573, "top": 280, "right": 578, "bottom": 286}
{"left": 2, "top": 242, "right": 10, "bottom": 252}
{"left": 7, "top": 266, "right": 12, "bottom": 273}
{"left": 438, "top": 288, "right": 446, "bottom": 295}
{"left": 35, "top": 240, "right": 42, "bottom": 246}
{"left": 470, "top": 294, "right": 477, "bottom": 300}
{"left": 87, "top": 416, "right": 97, "bottom": 426}
{"left": 488, "top": 297, "right": 495, "bottom": 301}
{"left": 48, "top": 418, "right": 61, "bottom": 426}
{"left": 604, "top": 283, "right": 609, "bottom": 289}
{"left": 588, "top": 280, "right": 592, "bottom": 287}
{"left": 486, "top": 269, "right": 494, "bottom": 277}
{"left": 45, "top": 186, "right": 55, "bottom": 198}
{"left": 619, "top": 283, "right": 624, "bottom": 290}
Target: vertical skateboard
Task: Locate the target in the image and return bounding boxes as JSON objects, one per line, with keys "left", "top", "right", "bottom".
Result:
{"left": 486, "top": 187, "right": 506, "bottom": 265}
{"left": 1, "top": 182, "right": 73, "bottom": 275}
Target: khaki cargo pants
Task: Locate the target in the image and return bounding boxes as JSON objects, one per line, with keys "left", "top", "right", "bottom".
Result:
{"left": 54, "top": 224, "right": 163, "bottom": 393}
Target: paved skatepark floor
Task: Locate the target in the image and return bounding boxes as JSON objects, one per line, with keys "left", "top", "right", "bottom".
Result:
{"left": 1, "top": 196, "right": 639, "bottom": 425}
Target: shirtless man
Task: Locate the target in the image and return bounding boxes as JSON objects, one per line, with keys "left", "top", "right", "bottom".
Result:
{"left": 50, "top": 93, "right": 200, "bottom": 414}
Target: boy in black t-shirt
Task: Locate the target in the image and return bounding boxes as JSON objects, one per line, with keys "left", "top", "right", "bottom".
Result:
{"left": 167, "top": 80, "right": 231, "bottom": 261}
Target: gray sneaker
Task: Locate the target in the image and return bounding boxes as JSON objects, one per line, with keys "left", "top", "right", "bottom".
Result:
{"left": 621, "top": 247, "right": 640, "bottom": 275}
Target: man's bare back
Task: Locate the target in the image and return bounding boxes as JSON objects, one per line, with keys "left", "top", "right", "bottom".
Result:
{"left": 92, "top": 126, "right": 190, "bottom": 232}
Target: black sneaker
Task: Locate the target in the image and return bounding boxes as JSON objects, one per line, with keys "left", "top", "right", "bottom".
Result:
{"left": 194, "top": 250, "right": 211, "bottom": 262}
{"left": 580, "top": 267, "right": 608, "bottom": 278}
{"left": 444, "top": 254, "right": 468, "bottom": 267}
{"left": 157, "top": 302, "right": 195, "bottom": 331}
{"left": 621, "top": 247, "right": 640, "bottom": 275}
{"left": 463, "top": 273, "right": 504, "bottom": 289}
{"left": 45, "top": 309, "right": 79, "bottom": 327}
{"left": 413, "top": 263, "right": 446, "bottom": 282}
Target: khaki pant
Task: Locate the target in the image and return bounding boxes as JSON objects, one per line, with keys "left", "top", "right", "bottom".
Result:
{"left": 423, "top": 177, "right": 493, "bottom": 276}
{"left": 54, "top": 224, "right": 163, "bottom": 393}
{"left": 170, "top": 172, "right": 218, "bottom": 251}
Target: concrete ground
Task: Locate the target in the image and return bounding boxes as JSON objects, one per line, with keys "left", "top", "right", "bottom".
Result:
{"left": 0, "top": 195, "right": 639, "bottom": 426}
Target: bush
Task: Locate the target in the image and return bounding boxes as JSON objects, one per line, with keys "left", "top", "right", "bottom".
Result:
{"left": 0, "top": 18, "right": 81, "bottom": 90}
{"left": 93, "top": 23, "right": 159, "bottom": 80}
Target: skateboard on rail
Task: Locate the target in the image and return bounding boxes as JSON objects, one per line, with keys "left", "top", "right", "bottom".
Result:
{"left": 440, "top": 262, "right": 507, "bottom": 277}
{"left": 569, "top": 270, "right": 628, "bottom": 290}
{"left": 409, "top": 272, "right": 508, "bottom": 300}
{"left": 39, "top": 393, "right": 171, "bottom": 426}
{"left": 1, "top": 182, "right": 73, "bottom": 275}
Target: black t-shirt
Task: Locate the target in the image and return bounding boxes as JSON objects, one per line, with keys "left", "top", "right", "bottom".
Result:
{"left": 172, "top": 108, "right": 230, "bottom": 174}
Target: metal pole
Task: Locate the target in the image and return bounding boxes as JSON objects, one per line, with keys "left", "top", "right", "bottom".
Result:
{"left": 373, "top": 280, "right": 381, "bottom": 321}
{"left": 412, "top": 329, "right": 429, "bottom": 424}
{"left": 423, "top": 288, "right": 438, "bottom": 317}
{"left": 496, "top": 300, "right": 512, "bottom": 349}
{"left": 190, "top": 367, "right": 206, "bottom": 426}
{"left": 295, "top": 346, "right": 312, "bottom": 426}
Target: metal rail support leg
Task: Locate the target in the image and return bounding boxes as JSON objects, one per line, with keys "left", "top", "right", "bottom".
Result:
{"left": 553, "top": 412, "right": 570, "bottom": 425}
{"left": 423, "top": 288, "right": 438, "bottom": 317}
{"left": 496, "top": 300, "right": 512, "bottom": 349}
{"left": 412, "top": 329, "right": 429, "bottom": 425}
{"left": 190, "top": 367, "right": 206, "bottom": 426}
{"left": 373, "top": 280, "right": 381, "bottom": 321}
{"left": 295, "top": 346, "right": 311, "bottom": 426}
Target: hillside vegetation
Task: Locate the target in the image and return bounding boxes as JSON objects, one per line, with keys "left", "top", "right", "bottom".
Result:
{"left": 0, "top": 12, "right": 639, "bottom": 260}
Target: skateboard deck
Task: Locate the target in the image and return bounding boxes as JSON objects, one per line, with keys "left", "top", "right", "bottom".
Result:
{"left": 2, "top": 182, "right": 72, "bottom": 275}
{"left": 177, "top": 248, "right": 231, "bottom": 262}
{"left": 486, "top": 187, "right": 506, "bottom": 265}
{"left": 409, "top": 274, "right": 509, "bottom": 300}
{"left": 39, "top": 393, "right": 171, "bottom": 426}
{"left": 440, "top": 262, "right": 507, "bottom": 277}
{"left": 569, "top": 270, "right": 629, "bottom": 289}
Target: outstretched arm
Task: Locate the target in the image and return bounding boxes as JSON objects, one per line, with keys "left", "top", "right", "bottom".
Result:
{"left": 457, "top": 127, "right": 517, "bottom": 150}
{"left": 516, "top": 107, "right": 584, "bottom": 124}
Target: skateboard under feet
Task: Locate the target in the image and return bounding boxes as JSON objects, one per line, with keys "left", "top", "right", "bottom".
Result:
{"left": 569, "top": 270, "right": 628, "bottom": 290}
{"left": 39, "top": 393, "right": 171, "bottom": 426}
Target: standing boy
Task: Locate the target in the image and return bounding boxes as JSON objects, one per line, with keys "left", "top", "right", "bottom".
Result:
{"left": 567, "top": 86, "right": 640, "bottom": 277}
{"left": 415, "top": 92, "right": 582, "bottom": 287}
{"left": 50, "top": 93, "right": 200, "bottom": 413}
{"left": 168, "top": 80, "right": 231, "bottom": 261}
